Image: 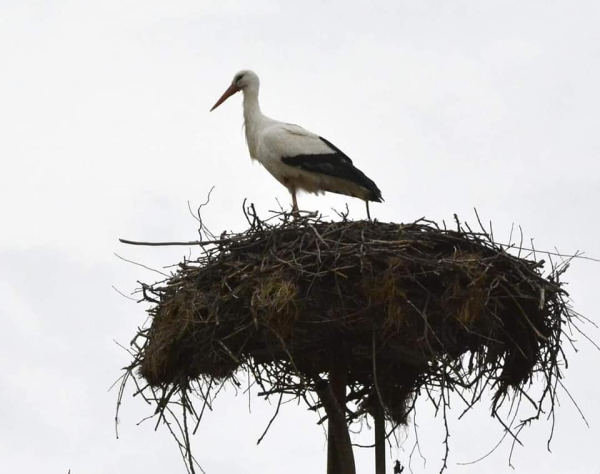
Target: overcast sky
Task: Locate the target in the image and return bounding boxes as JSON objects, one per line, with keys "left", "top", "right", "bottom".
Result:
{"left": 1, "top": 1, "right": 599, "bottom": 473}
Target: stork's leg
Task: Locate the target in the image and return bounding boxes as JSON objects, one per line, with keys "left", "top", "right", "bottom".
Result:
{"left": 291, "top": 187, "right": 299, "bottom": 215}
{"left": 366, "top": 201, "right": 372, "bottom": 221}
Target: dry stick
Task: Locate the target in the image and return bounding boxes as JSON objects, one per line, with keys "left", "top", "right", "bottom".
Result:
{"left": 114, "top": 253, "right": 170, "bottom": 277}
{"left": 119, "top": 238, "right": 229, "bottom": 247}
{"left": 181, "top": 387, "right": 196, "bottom": 474}
{"left": 256, "top": 391, "right": 284, "bottom": 445}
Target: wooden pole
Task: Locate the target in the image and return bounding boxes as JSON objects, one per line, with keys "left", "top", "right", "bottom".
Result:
{"left": 327, "top": 417, "right": 339, "bottom": 474}
{"left": 318, "top": 350, "right": 356, "bottom": 474}
{"left": 374, "top": 402, "right": 386, "bottom": 474}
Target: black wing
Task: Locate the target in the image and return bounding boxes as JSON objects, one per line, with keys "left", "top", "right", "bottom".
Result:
{"left": 281, "top": 137, "right": 383, "bottom": 202}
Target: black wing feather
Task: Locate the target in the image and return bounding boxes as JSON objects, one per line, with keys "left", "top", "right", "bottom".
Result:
{"left": 281, "top": 137, "right": 383, "bottom": 202}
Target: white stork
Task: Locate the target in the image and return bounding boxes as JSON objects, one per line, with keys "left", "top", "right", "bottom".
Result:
{"left": 210, "top": 70, "right": 383, "bottom": 218}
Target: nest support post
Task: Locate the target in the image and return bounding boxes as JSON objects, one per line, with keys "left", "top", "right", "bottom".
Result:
{"left": 316, "top": 347, "right": 356, "bottom": 474}
{"left": 374, "top": 401, "right": 386, "bottom": 474}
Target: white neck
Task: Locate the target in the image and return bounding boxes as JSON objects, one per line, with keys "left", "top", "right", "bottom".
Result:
{"left": 242, "top": 83, "right": 266, "bottom": 159}
{"left": 242, "top": 83, "right": 263, "bottom": 125}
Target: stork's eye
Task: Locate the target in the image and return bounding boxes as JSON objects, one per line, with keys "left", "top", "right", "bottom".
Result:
{"left": 235, "top": 74, "right": 245, "bottom": 83}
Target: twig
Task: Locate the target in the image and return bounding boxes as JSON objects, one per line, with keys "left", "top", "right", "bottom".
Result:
{"left": 119, "top": 238, "right": 229, "bottom": 247}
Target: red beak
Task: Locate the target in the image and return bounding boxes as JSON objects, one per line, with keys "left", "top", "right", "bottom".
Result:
{"left": 210, "top": 83, "right": 240, "bottom": 111}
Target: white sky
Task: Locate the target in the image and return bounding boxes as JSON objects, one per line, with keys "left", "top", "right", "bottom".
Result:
{"left": 1, "top": 1, "right": 599, "bottom": 473}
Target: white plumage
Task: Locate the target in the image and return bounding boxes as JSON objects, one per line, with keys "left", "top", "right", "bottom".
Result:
{"left": 210, "top": 70, "right": 383, "bottom": 216}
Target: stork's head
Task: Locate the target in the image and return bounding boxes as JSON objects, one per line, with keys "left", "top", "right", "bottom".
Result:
{"left": 210, "top": 70, "right": 259, "bottom": 112}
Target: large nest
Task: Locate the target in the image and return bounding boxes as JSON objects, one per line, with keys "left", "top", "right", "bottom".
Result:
{"left": 119, "top": 211, "right": 576, "bottom": 471}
